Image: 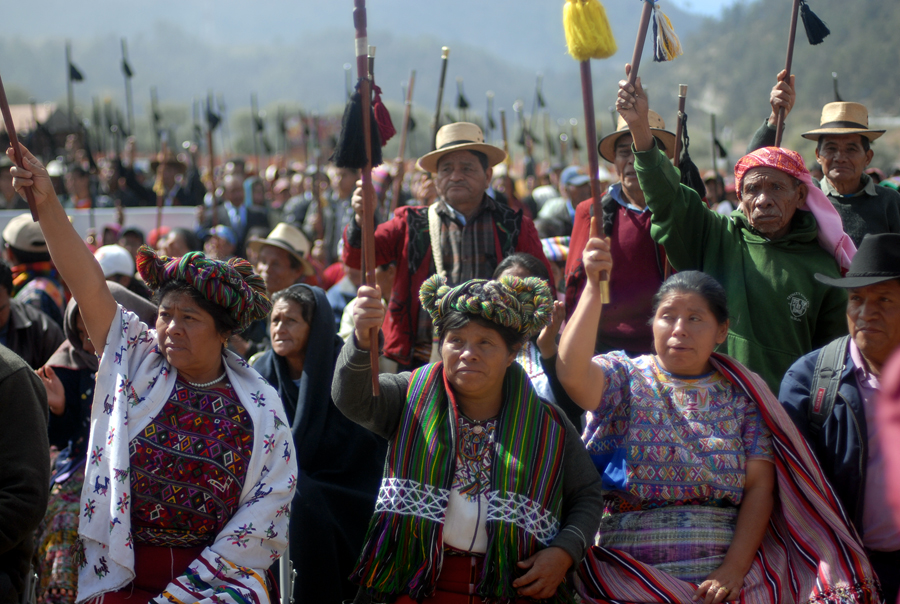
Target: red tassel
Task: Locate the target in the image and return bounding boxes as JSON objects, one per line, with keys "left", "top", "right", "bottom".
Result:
{"left": 372, "top": 85, "right": 396, "bottom": 144}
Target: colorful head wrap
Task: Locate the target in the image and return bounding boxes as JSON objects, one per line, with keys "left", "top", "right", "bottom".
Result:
{"left": 734, "top": 147, "right": 856, "bottom": 272}
{"left": 136, "top": 246, "right": 272, "bottom": 331}
{"left": 541, "top": 236, "right": 570, "bottom": 263}
{"left": 419, "top": 275, "right": 552, "bottom": 338}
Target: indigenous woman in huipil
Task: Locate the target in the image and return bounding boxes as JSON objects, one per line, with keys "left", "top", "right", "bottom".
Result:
{"left": 8, "top": 144, "right": 297, "bottom": 604}
{"left": 557, "top": 236, "right": 880, "bottom": 604}
{"left": 333, "top": 274, "right": 603, "bottom": 603}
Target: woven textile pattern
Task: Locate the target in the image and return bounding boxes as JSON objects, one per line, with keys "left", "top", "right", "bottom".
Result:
{"left": 583, "top": 353, "right": 773, "bottom": 510}
{"left": 128, "top": 379, "right": 253, "bottom": 548}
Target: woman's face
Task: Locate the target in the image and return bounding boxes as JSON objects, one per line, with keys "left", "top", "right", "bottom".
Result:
{"left": 76, "top": 311, "right": 95, "bottom": 356}
{"left": 270, "top": 299, "right": 311, "bottom": 359}
{"left": 156, "top": 291, "right": 227, "bottom": 376}
{"left": 441, "top": 321, "right": 517, "bottom": 406}
{"left": 652, "top": 291, "right": 728, "bottom": 376}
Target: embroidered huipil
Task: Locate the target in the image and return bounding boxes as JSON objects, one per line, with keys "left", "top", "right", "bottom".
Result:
{"left": 443, "top": 415, "right": 498, "bottom": 553}
{"left": 76, "top": 307, "right": 297, "bottom": 604}
{"left": 583, "top": 353, "right": 773, "bottom": 512}
{"left": 128, "top": 379, "right": 253, "bottom": 548}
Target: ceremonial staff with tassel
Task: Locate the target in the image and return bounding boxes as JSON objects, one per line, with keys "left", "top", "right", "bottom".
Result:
{"left": 563, "top": 0, "right": 617, "bottom": 304}
{"left": 389, "top": 70, "right": 416, "bottom": 215}
{"left": 206, "top": 93, "right": 220, "bottom": 229}
{"left": 121, "top": 39, "right": 135, "bottom": 136}
{"left": 774, "top": 0, "right": 830, "bottom": 146}
{"left": 331, "top": 0, "right": 385, "bottom": 395}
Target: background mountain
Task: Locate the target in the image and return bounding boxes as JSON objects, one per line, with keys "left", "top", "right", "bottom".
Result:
{"left": 2, "top": 0, "right": 899, "bottom": 169}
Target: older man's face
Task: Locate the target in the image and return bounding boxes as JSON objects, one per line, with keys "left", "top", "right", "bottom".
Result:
{"left": 738, "top": 167, "right": 806, "bottom": 239}
{"left": 435, "top": 150, "right": 491, "bottom": 211}
{"left": 815, "top": 134, "right": 873, "bottom": 190}
{"left": 848, "top": 280, "right": 900, "bottom": 372}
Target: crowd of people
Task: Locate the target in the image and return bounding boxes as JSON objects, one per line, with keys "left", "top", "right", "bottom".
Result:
{"left": 0, "top": 62, "right": 898, "bottom": 604}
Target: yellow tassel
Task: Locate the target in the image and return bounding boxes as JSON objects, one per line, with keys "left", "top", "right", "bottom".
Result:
{"left": 652, "top": 3, "right": 683, "bottom": 62}
{"left": 564, "top": 0, "right": 617, "bottom": 62}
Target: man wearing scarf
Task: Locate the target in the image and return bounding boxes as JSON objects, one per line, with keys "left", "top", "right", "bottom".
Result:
{"left": 615, "top": 72, "right": 853, "bottom": 392}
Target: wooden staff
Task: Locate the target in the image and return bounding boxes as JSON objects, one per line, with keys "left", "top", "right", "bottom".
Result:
{"left": 579, "top": 60, "right": 610, "bottom": 303}
{"left": 774, "top": 0, "right": 801, "bottom": 147}
{"left": 673, "top": 84, "right": 687, "bottom": 164}
{"left": 431, "top": 46, "right": 450, "bottom": 151}
{"left": 627, "top": 0, "right": 655, "bottom": 87}
{"left": 0, "top": 72, "right": 38, "bottom": 220}
{"left": 499, "top": 109, "right": 515, "bottom": 206}
{"left": 710, "top": 113, "right": 718, "bottom": 177}
{"left": 353, "top": 0, "right": 381, "bottom": 396}
{"left": 389, "top": 70, "right": 416, "bottom": 215}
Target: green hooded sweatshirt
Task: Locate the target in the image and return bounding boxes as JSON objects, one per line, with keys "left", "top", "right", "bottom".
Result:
{"left": 635, "top": 145, "right": 848, "bottom": 392}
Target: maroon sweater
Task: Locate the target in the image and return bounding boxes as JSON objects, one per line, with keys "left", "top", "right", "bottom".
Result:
{"left": 565, "top": 195, "right": 665, "bottom": 354}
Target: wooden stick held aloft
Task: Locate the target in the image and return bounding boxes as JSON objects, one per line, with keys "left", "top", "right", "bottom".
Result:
{"left": 775, "top": 0, "right": 801, "bottom": 147}
{"left": 353, "top": 0, "right": 381, "bottom": 396}
{"left": 0, "top": 71, "right": 39, "bottom": 221}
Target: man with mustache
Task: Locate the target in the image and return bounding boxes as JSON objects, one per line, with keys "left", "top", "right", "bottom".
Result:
{"left": 779, "top": 233, "right": 900, "bottom": 603}
{"left": 564, "top": 112, "right": 674, "bottom": 357}
{"left": 615, "top": 67, "right": 852, "bottom": 392}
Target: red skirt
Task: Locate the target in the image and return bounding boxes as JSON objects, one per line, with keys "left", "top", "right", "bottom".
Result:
{"left": 88, "top": 544, "right": 204, "bottom": 604}
{"left": 393, "top": 554, "right": 531, "bottom": 604}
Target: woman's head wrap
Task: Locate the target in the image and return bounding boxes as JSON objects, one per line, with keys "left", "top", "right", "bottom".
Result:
{"left": 419, "top": 275, "right": 553, "bottom": 338}
{"left": 136, "top": 246, "right": 272, "bottom": 331}
{"left": 734, "top": 146, "right": 856, "bottom": 272}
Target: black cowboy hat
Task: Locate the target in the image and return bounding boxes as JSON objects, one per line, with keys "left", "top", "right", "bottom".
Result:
{"left": 815, "top": 233, "right": 900, "bottom": 288}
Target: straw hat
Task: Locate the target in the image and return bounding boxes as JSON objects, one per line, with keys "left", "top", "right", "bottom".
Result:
{"left": 598, "top": 112, "right": 676, "bottom": 163}
{"left": 801, "top": 102, "right": 885, "bottom": 142}
{"left": 246, "top": 223, "right": 314, "bottom": 277}
{"left": 417, "top": 122, "right": 507, "bottom": 174}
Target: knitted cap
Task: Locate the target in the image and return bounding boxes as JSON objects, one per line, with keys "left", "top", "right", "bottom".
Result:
{"left": 419, "top": 275, "right": 552, "bottom": 338}
{"left": 136, "top": 246, "right": 271, "bottom": 331}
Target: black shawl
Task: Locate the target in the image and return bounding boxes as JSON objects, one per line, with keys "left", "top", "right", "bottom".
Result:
{"left": 254, "top": 285, "right": 386, "bottom": 604}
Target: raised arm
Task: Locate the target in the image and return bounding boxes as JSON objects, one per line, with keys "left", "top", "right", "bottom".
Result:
{"left": 747, "top": 69, "right": 796, "bottom": 153}
{"left": 8, "top": 144, "right": 117, "bottom": 351}
{"left": 556, "top": 236, "right": 611, "bottom": 411}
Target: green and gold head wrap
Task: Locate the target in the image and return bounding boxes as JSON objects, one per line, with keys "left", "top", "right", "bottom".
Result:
{"left": 419, "top": 274, "right": 553, "bottom": 338}
{"left": 136, "top": 246, "right": 272, "bottom": 332}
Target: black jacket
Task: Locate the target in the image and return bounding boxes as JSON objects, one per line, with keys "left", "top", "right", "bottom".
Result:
{"left": 0, "top": 345, "right": 50, "bottom": 603}
{"left": 779, "top": 339, "right": 868, "bottom": 533}
{"left": 5, "top": 299, "right": 66, "bottom": 369}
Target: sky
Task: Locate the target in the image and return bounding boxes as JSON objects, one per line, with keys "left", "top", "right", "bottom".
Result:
{"left": 669, "top": 0, "right": 733, "bottom": 16}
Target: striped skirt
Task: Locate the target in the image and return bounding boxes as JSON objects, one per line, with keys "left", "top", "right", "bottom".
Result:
{"left": 598, "top": 505, "right": 737, "bottom": 583}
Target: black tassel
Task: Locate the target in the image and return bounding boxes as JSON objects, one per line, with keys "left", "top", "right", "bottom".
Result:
{"left": 331, "top": 85, "right": 383, "bottom": 170}
{"left": 800, "top": 0, "right": 830, "bottom": 45}
{"left": 677, "top": 113, "right": 707, "bottom": 200}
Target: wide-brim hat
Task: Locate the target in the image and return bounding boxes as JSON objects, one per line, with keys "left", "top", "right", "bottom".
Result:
{"left": 599, "top": 112, "right": 676, "bottom": 163}
{"left": 150, "top": 151, "right": 187, "bottom": 174}
{"left": 417, "top": 122, "right": 507, "bottom": 174}
{"left": 815, "top": 233, "right": 900, "bottom": 288}
{"left": 801, "top": 102, "right": 885, "bottom": 142}
{"left": 246, "top": 223, "right": 314, "bottom": 277}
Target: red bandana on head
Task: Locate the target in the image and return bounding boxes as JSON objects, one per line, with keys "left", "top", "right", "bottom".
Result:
{"left": 734, "top": 146, "right": 808, "bottom": 192}
{"left": 732, "top": 146, "right": 856, "bottom": 273}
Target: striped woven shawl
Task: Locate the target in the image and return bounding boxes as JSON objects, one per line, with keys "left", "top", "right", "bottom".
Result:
{"left": 351, "top": 361, "right": 574, "bottom": 603}
{"left": 576, "top": 353, "right": 881, "bottom": 604}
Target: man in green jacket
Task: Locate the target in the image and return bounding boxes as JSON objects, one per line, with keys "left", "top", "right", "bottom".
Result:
{"left": 615, "top": 66, "right": 849, "bottom": 391}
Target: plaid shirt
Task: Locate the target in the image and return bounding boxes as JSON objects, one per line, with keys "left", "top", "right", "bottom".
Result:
{"left": 412, "top": 196, "right": 506, "bottom": 362}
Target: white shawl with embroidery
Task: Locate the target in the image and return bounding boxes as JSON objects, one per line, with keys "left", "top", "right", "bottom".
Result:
{"left": 76, "top": 306, "right": 297, "bottom": 603}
